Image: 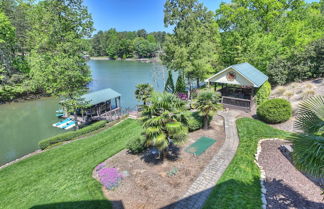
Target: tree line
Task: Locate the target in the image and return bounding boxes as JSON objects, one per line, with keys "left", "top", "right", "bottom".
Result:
{"left": 0, "top": 0, "right": 323, "bottom": 103}
{"left": 90, "top": 29, "right": 167, "bottom": 59}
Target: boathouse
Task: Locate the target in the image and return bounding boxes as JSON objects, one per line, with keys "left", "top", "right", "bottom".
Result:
{"left": 82, "top": 88, "right": 121, "bottom": 117}
{"left": 63, "top": 88, "right": 122, "bottom": 122}
{"left": 205, "top": 62, "right": 268, "bottom": 111}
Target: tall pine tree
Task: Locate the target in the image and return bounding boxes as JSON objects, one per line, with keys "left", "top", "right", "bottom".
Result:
{"left": 164, "top": 70, "right": 175, "bottom": 93}
{"left": 175, "top": 72, "right": 186, "bottom": 93}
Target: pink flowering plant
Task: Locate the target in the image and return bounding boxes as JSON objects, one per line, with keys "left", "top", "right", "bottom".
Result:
{"left": 96, "top": 166, "right": 123, "bottom": 190}
{"left": 177, "top": 92, "right": 188, "bottom": 100}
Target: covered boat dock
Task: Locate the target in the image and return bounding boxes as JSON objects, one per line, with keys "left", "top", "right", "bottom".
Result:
{"left": 81, "top": 88, "right": 121, "bottom": 122}
{"left": 60, "top": 88, "right": 122, "bottom": 124}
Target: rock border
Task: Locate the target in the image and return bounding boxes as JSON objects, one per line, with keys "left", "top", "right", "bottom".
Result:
{"left": 255, "top": 138, "right": 281, "bottom": 209}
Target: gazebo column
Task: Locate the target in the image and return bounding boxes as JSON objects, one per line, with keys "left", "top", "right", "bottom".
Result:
{"left": 96, "top": 105, "right": 100, "bottom": 116}
{"left": 250, "top": 87, "right": 254, "bottom": 110}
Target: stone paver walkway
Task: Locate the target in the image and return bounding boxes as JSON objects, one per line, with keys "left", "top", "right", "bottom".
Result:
{"left": 172, "top": 111, "right": 240, "bottom": 209}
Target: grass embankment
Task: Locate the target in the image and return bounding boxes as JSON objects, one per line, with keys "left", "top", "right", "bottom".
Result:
{"left": 0, "top": 119, "right": 142, "bottom": 209}
{"left": 204, "top": 117, "right": 290, "bottom": 209}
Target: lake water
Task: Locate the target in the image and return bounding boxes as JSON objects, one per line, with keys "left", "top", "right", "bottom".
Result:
{"left": 0, "top": 60, "right": 167, "bottom": 165}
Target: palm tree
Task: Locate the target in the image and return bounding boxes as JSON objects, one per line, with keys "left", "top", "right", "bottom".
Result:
{"left": 195, "top": 90, "right": 221, "bottom": 130}
{"left": 291, "top": 96, "right": 324, "bottom": 177}
{"left": 141, "top": 92, "right": 188, "bottom": 155}
{"left": 135, "top": 83, "right": 153, "bottom": 106}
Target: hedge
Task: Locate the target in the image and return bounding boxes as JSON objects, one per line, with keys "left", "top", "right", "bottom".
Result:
{"left": 126, "top": 136, "right": 146, "bottom": 154}
{"left": 256, "top": 81, "right": 271, "bottom": 105}
{"left": 39, "top": 120, "right": 107, "bottom": 150}
{"left": 257, "top": 98, "right": 292, "bottom": 124}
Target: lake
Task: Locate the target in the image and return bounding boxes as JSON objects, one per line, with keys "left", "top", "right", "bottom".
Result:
{"left": 0, "top": 60, "right": 167, "bottom": 165}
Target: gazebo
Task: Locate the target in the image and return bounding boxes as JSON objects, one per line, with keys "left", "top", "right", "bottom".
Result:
{"left": 205, "top": 62, "right": 268, "bottom": 111}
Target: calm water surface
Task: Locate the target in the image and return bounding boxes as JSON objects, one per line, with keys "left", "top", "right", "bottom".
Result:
{"left": 0, "top": 60, "right": 167, "bottom": 165}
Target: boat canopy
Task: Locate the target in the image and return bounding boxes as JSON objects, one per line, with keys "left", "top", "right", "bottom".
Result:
{"left": 81, "top": 88, "right": 121, "bottom": 106}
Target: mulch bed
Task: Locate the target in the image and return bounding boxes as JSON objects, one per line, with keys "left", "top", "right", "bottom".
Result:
{"left": 258, "top": 140, "right": 324, "bottom": 209}
{"left": 93, "top": 115, "right": 225, "bottom": 209}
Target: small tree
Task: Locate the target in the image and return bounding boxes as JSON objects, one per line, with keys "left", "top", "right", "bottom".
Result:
{"left": 175, "top": 72, "right": 186, "bottom": 93}
{"left": 142, "top": 92, "right": 188, "bottom": 156}
{"left": 195, "top": 90, "right": 221, "bottom": 130}
{"left": 164, "top": 70, "right": 175, "bottom": 93}
{"left": 135, "top": 83, "right": 153, "bottom": 106}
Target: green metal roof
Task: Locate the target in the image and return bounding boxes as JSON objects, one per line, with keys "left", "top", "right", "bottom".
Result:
{"left": 81, "top": 88, "right": 121, "bottom": 105}
{"left": 230, "top": 63, "right": 268, "bottom": 87}
{"left": 206, "top": 62, "right": 268, "bottom": 88}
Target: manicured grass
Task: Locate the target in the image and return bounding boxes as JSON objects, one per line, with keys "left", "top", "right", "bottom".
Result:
{"left": 0, "top": 119, "right": 142, "bottom": 209}
{"left": 203, "top": 117, "right": 290, "bottom": 209}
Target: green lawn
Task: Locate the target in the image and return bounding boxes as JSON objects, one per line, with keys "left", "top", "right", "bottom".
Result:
{"left": 203, "top": 117, "right": 290, "bottom": 209}
{"left": 0, "top": 119, "right": 142, "bottom": 209}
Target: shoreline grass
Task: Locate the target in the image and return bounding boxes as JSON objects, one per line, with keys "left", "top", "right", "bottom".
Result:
{"left": 0, "top": 119, "right": 142, "bottom": 209}
{"left": 203, "top": 117, "right": 290, "bottom": 209}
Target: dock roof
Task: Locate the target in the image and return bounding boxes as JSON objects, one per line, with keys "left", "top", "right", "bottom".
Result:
{"left": 81, "top": 88, "right": 121, "bottom": 105}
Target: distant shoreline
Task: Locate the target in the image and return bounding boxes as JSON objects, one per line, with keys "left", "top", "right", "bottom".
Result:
{"left": 90, "top": 56, "right": 161, "bottom": 63}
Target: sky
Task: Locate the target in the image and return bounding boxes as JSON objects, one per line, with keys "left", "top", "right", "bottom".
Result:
{"left": 83, "top": 0, "right": 228, "bottom": 33}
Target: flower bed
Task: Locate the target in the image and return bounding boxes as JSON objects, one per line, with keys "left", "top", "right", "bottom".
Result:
{"left": 95, "top": 163, "right": 126, "bottom": 190}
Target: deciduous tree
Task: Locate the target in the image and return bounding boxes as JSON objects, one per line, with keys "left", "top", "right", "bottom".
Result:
{"left": 28, "top": 0, "right": 94, "bottom": 123}
{"left": 162, "top": 0, "right": 221, "bottom": 90}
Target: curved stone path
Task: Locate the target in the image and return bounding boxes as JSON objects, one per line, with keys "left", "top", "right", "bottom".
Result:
{"left": 172, "top": 111, "right": 240, "bottom": 209}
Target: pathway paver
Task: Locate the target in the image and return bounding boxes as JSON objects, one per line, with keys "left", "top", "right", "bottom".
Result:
{"left": 172, "top": 111, "right": 240, "bottom": 209}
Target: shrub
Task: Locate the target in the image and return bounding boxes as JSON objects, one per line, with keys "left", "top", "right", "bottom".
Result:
{"left": 187, "top": 112, "right": 203, "bottom": 131}
{"left": 126, "top": 136, "right": 146, "bottom": 154}
{"left": 257, "top": 98, "right": 292, "bottom": 124}
{"left": 267, "top": 39, "right": 324, "bottom": 85}
{"left": 256, "top": 81, "right": 271, "bottom": 105}
{"left": 267, "top": 59, "right": 290, "bottom": 85}
{"left": 184, "top": 111, "right": 212, "bottom": 132}
{"left": 39, "top": 120, "right": 107, "bottom": 150}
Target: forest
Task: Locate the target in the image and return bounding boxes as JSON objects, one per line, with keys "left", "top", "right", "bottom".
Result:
{"left": 0, "top": 0, "right": 323, "bottom": 103}
{"left": 90, "top": 29, "right": 167, "bottom": 59}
